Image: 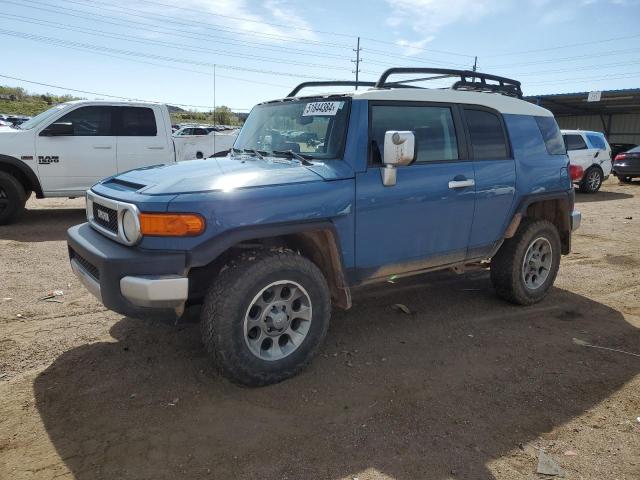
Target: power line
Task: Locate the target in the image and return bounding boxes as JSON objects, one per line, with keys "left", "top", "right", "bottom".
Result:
{"left": 510, "top": 59, "right": 640, "bottom": 77}
{"left": 0, "top": 73, "right": 251, "bottom": 110}
{"left": 0, "top": 28, "right": 342, "bottom": 80}
{"left": 526, "top": 70, "right": 640, "bottom": 86}
{"left": 86, "top": 0, "right": 357, "bottom": 40}
{"left": 358, "top": 36, "right": 476, "bottom": 58}
{"left": 0, "top": 15, "right": 351, "bottom": 72}
{"left": 485, "top": 32, "right": 640, "bottom": 58}
{"left": 485, "top": 47, "right": 640, "bottom": 69}
{"left": 0, "top": 10, "right": 353, "bottom": 62}
{"left": 12, "top": 0, "right": 353, "bottom": 50}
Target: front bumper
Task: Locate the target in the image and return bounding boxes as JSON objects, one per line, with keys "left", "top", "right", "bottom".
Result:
{"left": 67, "top": 223, "right": 189, "bottom": 318}
{"left": 571, "top": 210, "right": 581, "bottom": 231}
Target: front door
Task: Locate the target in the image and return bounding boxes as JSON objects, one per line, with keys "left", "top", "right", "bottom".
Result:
{"left": 35, "top": 105, "right": 116, "bottom": 194}
{"left": 355, "top": 103, "right": 476, "bottom": 281}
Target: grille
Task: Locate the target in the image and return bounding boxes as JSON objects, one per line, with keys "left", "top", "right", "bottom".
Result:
{"left": 92, "top": 202, "right": 118, "bottom": 233}
{"left": 70, "top": 249, "right": 100, "bottom": 280}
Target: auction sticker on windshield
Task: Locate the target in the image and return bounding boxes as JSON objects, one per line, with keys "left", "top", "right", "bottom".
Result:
{"left": 302, "top": 101, "right": 341, "bottom": 116}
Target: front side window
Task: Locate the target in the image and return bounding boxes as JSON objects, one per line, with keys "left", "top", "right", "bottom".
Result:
{"left": 464, "top": 109, "right": 509, "bottom": 159}
{"left": 535, "top": 116, "right": 566, "bottom": 155}
{"left": 55, "top": 106, "right": 112, "bottom": 136}
{"left": 370, "top": 105, "right": 459, "bottom": 164}
{"left": 19, "top": 104, "right": 68, "bottom": 130}
{"left": 586, "top": 134, "right": 607, "bottom": 150}
{"left": 118, "top": 107, "right": 157, "bottom": 136}
{"left": 563, "top": 134, "right": 587, "bottom": 151}
{"left": 235, "top": 99, "right": 350, "bottom": 159}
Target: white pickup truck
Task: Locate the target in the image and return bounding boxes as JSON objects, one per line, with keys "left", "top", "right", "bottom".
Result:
{"left": 0, "top": 100, "right": 238, "bottom": 224}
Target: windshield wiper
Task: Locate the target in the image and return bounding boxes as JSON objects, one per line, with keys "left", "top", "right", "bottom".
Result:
{"left": 272, "top": 149, "right": 313, "bottom": 166}
{"left": 243, "top": 148, "right": 267, "bottom": 160}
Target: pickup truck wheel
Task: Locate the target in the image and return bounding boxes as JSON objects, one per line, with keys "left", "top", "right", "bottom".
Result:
{"left": 200, "top": 250, "right": 331, "bottom": 386}
{"left": 0, "top": 171, "right": 27, "bottom": 225}
{"left": 579, "top": 167, "right": 603, "bottom": 193}
{"left": 490, "top": 219, "right": 561, "bottom": 306}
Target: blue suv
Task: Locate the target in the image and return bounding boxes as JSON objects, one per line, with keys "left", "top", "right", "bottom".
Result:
{"left": 67, "top": 68, "right": 581, "bottom": 386}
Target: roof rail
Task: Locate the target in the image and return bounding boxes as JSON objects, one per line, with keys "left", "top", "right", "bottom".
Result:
{"left": 375, "top": 68, "right": 523, "bottom": 98}
{"left": 287, "top": 81, "right": 376, "bottom": 97}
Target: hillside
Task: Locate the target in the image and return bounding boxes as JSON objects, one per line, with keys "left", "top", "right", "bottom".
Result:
{"left": 0, "top": 86, "right": 80, "bottom": 116}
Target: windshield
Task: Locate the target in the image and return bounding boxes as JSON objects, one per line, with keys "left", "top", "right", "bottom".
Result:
{"left": 234, "top": 98, "right": 350, "bottom": 159}
{"left": 17, "top": 104, "right": 69, "bottom": 130}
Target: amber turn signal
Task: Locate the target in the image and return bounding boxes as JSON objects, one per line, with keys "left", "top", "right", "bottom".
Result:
{"left": 139, "top": 213, "right": 205, "bottom": 237}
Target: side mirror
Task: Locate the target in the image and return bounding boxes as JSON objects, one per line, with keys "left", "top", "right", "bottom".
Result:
{"left": 40, "top": 122, "right": 73, "bottom": 136}
{"left": 381, "top": 131, "right": 415, "bottom": 186}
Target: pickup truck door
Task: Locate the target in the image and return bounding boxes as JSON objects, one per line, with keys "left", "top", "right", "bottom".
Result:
{"left": 355, "top": 103, "right": 476, "bottom": 281}
{"left": 35, "top": 105, "right": 116, "bottom": 194}
{"left": 115, "top": 106, "right": 173, "bottom": 173}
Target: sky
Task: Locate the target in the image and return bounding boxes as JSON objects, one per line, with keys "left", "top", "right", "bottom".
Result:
{"left": 1, "top": 0, "right": 640, "bottom": 112}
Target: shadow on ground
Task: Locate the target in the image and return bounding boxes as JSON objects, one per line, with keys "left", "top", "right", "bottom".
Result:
{"left": 0, "top": 207, "right": 85, "bottom": 242}
{"left": 34, "top": 272, "right": 640, "bottom": 479}
{"left": 575, "top": 190, "right": 634, "bottom": 203}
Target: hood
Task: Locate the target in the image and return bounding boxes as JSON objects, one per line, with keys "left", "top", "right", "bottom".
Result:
{"left": 0, "top": 127, "right": 21, "bottom": 137}
{"left": 104, "top": 155, "right": 353, "bottom": 195}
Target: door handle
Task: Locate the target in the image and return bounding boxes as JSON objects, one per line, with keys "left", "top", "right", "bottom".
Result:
{"left": 93, "top": 145, "right": 112, "bottom": 149}
{"left": 448, "top": 179, "right": 475, "bottom": 189}
{"left": 146, "top": 146, "right": 165, "bottom": 150}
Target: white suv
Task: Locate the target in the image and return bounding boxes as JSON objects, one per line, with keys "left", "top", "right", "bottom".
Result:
{"left": 562, "top": 130, "right": 612, "bottom": 193}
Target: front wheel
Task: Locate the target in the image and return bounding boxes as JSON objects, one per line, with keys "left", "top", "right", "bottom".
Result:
{"left": 490, "top": 219, "right": 561, "bottom": 305}
{"left": 579, "top": 167, "right": 603, "bottom": 193}
{"left": 0, "top": 171, "right": 27, "bottom": 225}
{"left": 200, "top": 250, "right": 331, "bottom": 386}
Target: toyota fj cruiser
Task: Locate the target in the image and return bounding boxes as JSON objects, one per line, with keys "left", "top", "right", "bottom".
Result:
{"left": 67, "top": 68, "right": 581, "bottom": 386}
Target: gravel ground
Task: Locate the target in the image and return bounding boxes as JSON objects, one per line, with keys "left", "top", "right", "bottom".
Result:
{"left": 0, "top": 179, "right": 639, "bottom": 480}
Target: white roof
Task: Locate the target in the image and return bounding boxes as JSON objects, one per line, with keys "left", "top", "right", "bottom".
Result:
{"left": 296, "top": 88, "right": 553, "bottom": 117}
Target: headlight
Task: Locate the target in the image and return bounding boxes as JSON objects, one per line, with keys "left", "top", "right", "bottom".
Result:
{"left": 122, "top": 209, "right": 141, "bottom": 243}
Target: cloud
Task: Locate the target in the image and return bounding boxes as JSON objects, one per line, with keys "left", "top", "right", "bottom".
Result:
{"left": 385, "top": 0, "right": 505, "bottom": 55}
{"left": 180, "top": 0, "right": 318, "bottom": 42}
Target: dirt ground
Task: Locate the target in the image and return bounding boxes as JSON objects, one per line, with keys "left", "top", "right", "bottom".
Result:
{"left": 1, "top": 179, "right": 639, "bottom": 480}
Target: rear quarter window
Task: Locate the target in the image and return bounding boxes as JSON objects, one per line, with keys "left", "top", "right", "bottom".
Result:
{"left": 586, "top": 134, "right": 607, "bottom": 150}
{"left": 535, "top": 117, "right": 566, "bottom": 155}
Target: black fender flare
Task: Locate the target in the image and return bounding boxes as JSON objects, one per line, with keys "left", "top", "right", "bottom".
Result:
{"left": 504, "top": 190, "right": 574, "bottom": 254}
{"left": 0, "top": 154, "right": 44, "bottom": 198}
{"left": 188, "top": 220, "right": 352, "bottom": 309}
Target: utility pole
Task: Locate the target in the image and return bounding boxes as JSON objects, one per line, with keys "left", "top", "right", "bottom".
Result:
{"left": 472, "top": 56, "right": 478, "bottom": 72}
{"left": 352, "top": 37, "right": 361, "bottom": 89}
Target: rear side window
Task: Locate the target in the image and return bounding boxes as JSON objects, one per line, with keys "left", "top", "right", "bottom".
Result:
{"left": 370, "top": 105, "right": 459, "bottom": 164}
{"left": 586, "top": 134, "right": 607, "bottom": 150}
{"left": 464, "top": 109, "right": 509, "bottom": 159}
{"left": 563, "top": 134, "right": 587, "bottom": 151}
{"left": 118, "top": 107, "right": 157, "bottom": 136}
{"left": 535, "top": 116, "right": 566, "bottom": 155}
{"left": 56, "top": 106, "right": 112, "bottom": 136}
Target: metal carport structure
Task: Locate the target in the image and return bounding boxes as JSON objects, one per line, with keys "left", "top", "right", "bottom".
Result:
{"left": 525, "top": 89, "right": 640, "bottom": 145}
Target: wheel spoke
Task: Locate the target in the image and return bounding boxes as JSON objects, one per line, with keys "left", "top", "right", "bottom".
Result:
{"left": 294, "top": 305, "right": 311, "bottom": 320}
{"left": 285, "top": 328, "right": 305, "bottom": 347}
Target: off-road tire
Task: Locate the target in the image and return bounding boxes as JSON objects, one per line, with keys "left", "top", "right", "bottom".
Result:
{"left": 200, "top": 249, "right": 331, "bottom": 386}
{"left": 579, "top": 166, "right": 603, "bottom": 193}
{"left": 0, "top": 171, "right": 27, "bottom": 225}
{"left": 490, "top": 219, "right": 561, "bottom": 305}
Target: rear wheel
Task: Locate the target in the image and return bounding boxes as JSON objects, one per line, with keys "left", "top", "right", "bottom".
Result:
{"left": 490, "top": 219, "right": 561, "bottom": 305}
{"left": 0, "top": 171, "right": 27, "bottom": 225}
{"left": 619, "top": 176, "right": 633, "bottom": 184}
{"left": 200, "top": 250, "right": 331, "bottom": 386}
{"left": 579, "top": 167, "right": 603, "bottom": 193}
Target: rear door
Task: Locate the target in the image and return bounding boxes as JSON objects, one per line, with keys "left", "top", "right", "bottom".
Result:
{"left": 563, "top": 133, "right": 592, "bottom": 174}
{"left": 463, "top": 107, "right": 516, "bottom": 258}
{"left": 115, "top": 106, "right": 172, "bottom": 173}
{"left": 35, "top": 105, "right": 116, "bottom": 193}
{"left": 586, "top": 132, "right": 612, "bottom": 176}
{"left": 355, "top": 102, "right": 476, "bottom": 279}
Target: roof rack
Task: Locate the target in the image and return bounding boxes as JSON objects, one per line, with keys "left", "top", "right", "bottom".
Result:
{"left": 287, "top": 68, "right": 522, "bottom": 100}
{"left": 286, "top": 80, "right": 420, "bottom": 98}
{"left": 375, "top": 68, "right": 523, "bottom": 98}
